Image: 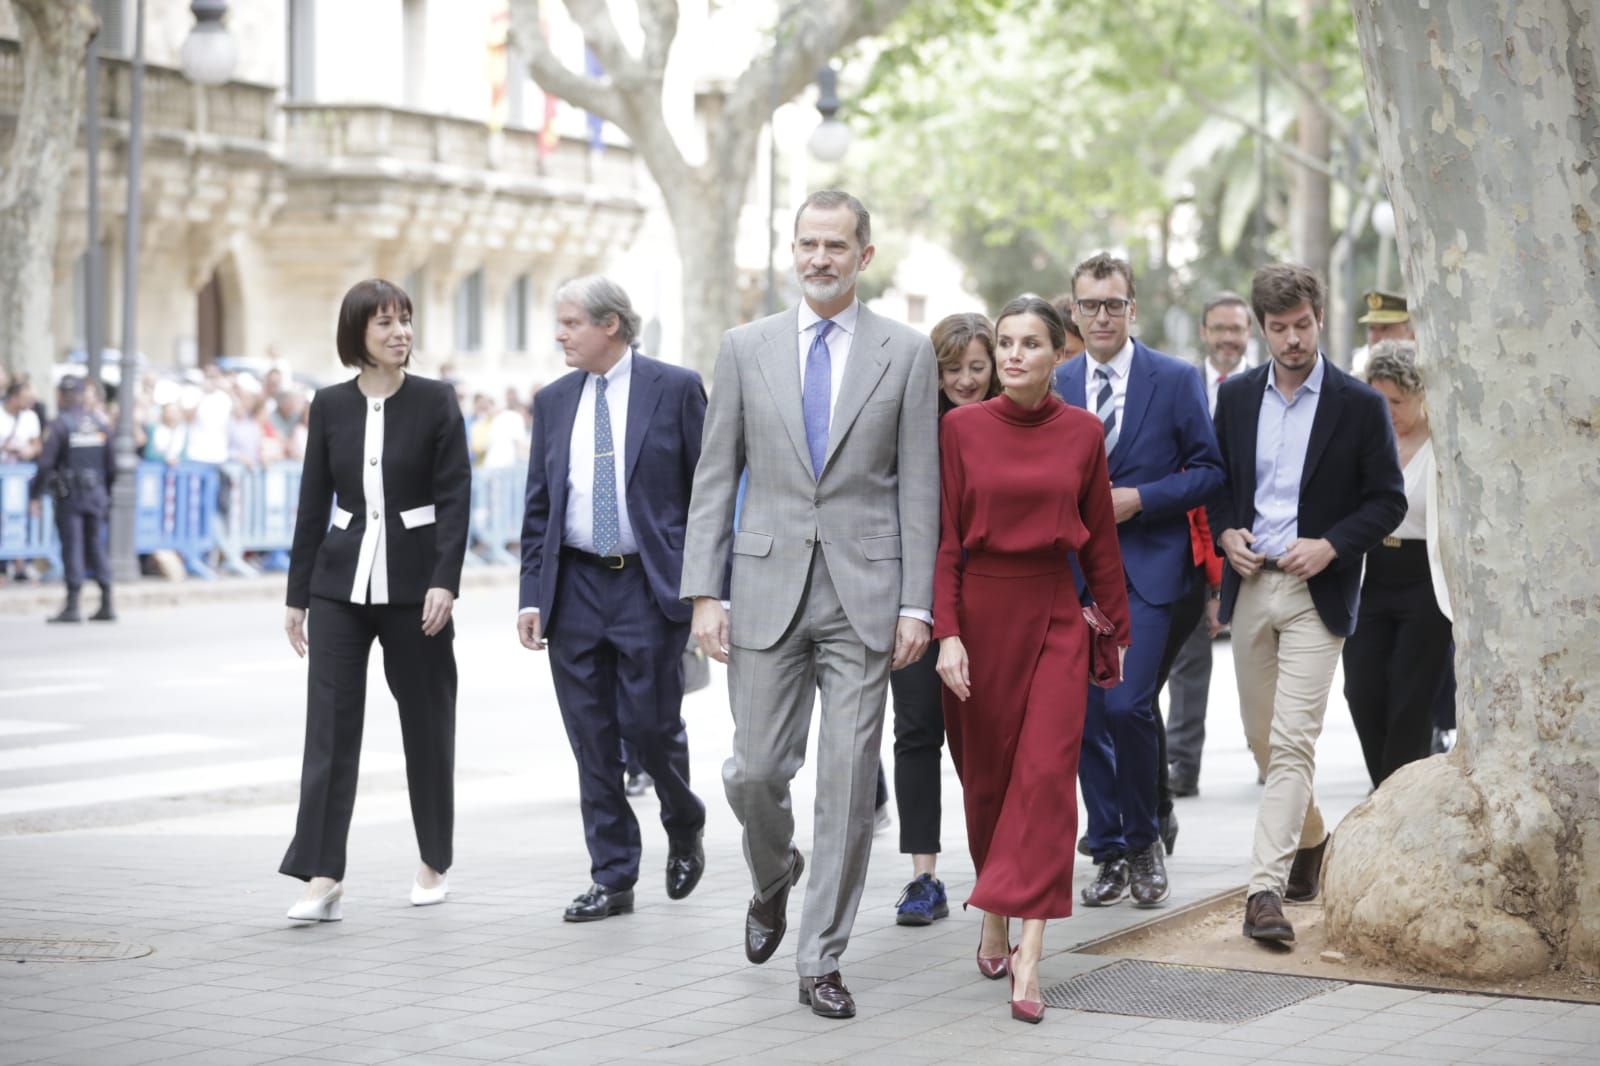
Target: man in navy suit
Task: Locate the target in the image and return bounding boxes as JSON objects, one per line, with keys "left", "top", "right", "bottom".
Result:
{"left": 517, "top": 276, "right": 708, "bottom": 922}
{"left": 1209, "top": 263, "right": 1404, "bottom": 944}
{"left": 1054, "top": 253, "right": 1223, "bottom": 909}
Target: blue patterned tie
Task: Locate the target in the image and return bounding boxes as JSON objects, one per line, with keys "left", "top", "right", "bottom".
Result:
{"left": 802, "top": 319, "right": 834, "bottom": 479}
{"left": 592, "top": 375, "right": 620, "bottom": 556}
{"left": 1095, "top": 365, "right": 1120, "bottom": 454}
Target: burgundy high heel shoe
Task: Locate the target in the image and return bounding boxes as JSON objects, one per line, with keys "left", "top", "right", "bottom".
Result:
{"left": 976, "top": 920, "right": 1010, "bottom": 979}
{"left": 1008, "top": 947, "right": 1045, "bottom": 1024}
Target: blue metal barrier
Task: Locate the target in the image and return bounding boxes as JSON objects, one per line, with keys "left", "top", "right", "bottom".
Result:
{"left": 0, "top": 463, "right": 62, "bottom": 575}
{"left": 133, "top": 462, "right": 220, "bottom": 578}
{"left": 1, "top": 460, "right": 525, "bottom": 579}
{"left": 470, "top": 467, "right": 524, "bottom": 566}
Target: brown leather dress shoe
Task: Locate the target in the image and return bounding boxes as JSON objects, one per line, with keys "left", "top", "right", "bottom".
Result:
{"left": 1243, "top": 890, "right": 1295, "bottom": 941}
{"left": 798, "top": 971, "right": 855, "bottom": 1019}
{"left": 1285, "top": 835, "right": 1328, "bottom": 902}
{"left": 745, "top": 848, "right": 804, "bottom": 964}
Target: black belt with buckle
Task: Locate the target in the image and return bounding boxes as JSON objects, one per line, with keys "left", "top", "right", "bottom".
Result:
{"left": 563, "top": 548, "right": 639, "bottom": 571}
{"left": 1260, "top": 557, "right": 1284, "bottom": 572}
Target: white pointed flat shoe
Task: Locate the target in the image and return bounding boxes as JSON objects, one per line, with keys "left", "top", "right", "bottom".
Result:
{"left": 410, "top": 877, "right": 449, "bottom": 907}
{"left": 286, "top": 883, "right": 343, "bottom": 922}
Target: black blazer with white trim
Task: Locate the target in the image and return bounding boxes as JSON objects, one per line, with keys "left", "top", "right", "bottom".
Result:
{"left": 287, "top": 375, "right": 470, "bottom": 609}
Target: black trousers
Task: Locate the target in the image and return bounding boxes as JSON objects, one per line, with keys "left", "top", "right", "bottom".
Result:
{"left": 547, "top": 553, "right": 705, "bottom": 891}
{"left": 1153, "top": 564, "right": 1207, "bottom": 817}
{"left": 55, "top": 503, "right": 110, "bottom": 590}
{"left": 889, "top": 646, "right": 943, "bottom": 855}
{"left": 281, "top": 596, "right": 457, "bottom": 882}
{"left": 1342, "top": 542, "right": 1454, "bottom": 787}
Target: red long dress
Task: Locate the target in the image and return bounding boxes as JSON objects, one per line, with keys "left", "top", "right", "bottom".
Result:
{"left": 933, "top": 392, "right": 1131, "bottom": 919}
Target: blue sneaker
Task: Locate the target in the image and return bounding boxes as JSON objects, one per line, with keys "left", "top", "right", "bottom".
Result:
{"left": 895, "top": 874, "right": 949, "bottom": 926}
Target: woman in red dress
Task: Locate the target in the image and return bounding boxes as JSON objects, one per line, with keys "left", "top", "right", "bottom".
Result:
{"left": 935, "top": 295, "right": 1131, "bottom": 1023}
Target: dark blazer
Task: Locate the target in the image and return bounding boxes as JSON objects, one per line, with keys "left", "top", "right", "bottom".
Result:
{"left": 519, "top": 353, "right": 706, "bottom": 626}
{"left": 1055, "top": 340, "right": 1224, "bottom": 606}
{"left": 1207, "top": 356, "right": 1406, "bottom": 637}
{"left": 287, "top": 375, "right": 470, "bottom": 609}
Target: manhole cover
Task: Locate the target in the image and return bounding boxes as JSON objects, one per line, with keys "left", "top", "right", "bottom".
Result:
{"left": 1043, "top": 959, "right": 1344, "bottom": 1022}
{"left": 0, "top": 936, "right": 153, "bottom": 963}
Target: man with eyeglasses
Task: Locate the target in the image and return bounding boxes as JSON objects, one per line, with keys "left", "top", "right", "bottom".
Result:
{"left": 1053, "top": 253, "right": 1223, "bottom": 910}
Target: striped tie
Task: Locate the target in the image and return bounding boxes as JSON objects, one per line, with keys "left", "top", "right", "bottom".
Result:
{"left": 1095, "top": 365, "right": 1120, "bottom": 454}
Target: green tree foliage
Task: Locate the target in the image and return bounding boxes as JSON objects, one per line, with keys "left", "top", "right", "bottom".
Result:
{"left": 849, "top": 0, "right": 1374, "bottom": 344}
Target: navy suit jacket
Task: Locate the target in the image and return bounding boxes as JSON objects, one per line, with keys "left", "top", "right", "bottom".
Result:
{"left": 1055, "top": 340, "right": 1224, "bottom": 607}
{"left": 519, "top": 353, "right": 707, "bottom": 628}
{"left": 1206, "top": 357, "right": 1406, "bottom": 637}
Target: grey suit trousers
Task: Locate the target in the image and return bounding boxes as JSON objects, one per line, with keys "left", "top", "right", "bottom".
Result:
{"left": 1164, "top": 613, "right": 1215, "bottom": 780}
{"left": 723, "top": 549, "right": 890, "bottom": 978}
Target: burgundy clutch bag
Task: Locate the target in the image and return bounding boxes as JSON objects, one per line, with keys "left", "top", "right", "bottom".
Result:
{"left": 1083, "top": 603, "right": 1122, "bottom": 688}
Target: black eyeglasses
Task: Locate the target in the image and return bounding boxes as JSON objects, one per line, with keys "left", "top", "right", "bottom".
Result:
{"left": 1075, "top": 298, "right": 1131, "bottom": 318}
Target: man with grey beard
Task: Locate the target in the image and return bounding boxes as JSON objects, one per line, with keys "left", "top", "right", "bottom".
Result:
{"left": 680, "top": 190, "right": 939, "bottom": 1019}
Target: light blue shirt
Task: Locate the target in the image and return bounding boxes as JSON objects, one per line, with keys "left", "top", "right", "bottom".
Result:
{"left": 1251, "top": 353, "right": 1326, "bottom": 558}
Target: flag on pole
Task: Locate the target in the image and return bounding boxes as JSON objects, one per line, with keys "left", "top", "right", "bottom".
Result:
{"left": 486, "top": 1, "right": 510, "bottom": 132}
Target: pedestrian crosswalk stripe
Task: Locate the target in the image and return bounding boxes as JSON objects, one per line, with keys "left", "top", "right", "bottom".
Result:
{"left": 0, "top": 683, "right": 104, "bottom": 700}
{"left": 0, "top": 753, "right": 404, "bottom": 816}
{"left": 0, "top": 734, "right": 238, "bottom": 772}
{"left": 0, "top": 719, "right": 79, "bottom": 738}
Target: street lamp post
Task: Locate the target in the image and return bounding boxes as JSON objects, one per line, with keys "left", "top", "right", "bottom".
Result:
{"left": 765, "top": 63, "right": 854, "bottom": 312}
{"left": 1371, "top": 199, "right": 1397, "bottom": 292}
{"left": 107, "top": 0, "right": 237, "bottom": 583}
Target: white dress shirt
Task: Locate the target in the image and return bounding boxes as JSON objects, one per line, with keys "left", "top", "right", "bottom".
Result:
{"left": 797, "top": 298, "right": 860, "bottom": 423}
{"left": 1205, "top": 359, "right": 1231, "bottom": 416}
{"left": 564, "top": 350, "right": 638, "bottom": 556}
{"left": 1088, "top": 338, "right": 1135, "bottom": 432}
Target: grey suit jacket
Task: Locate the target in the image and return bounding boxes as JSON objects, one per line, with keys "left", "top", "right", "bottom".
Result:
{"left": 679, "top": 304, "right": 939, "bottom": 654}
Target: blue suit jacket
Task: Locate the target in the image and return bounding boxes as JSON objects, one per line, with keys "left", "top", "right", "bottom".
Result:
{"left": 519, "top": 353, "right": 707, "bottom": 627}
{"left": 1055, "top": 340, "right": 1223, "bottom": 606}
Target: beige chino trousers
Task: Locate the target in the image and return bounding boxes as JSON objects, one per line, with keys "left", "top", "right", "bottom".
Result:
{"left": 1230, "top": 570, "right": 1344, "bottom": 897}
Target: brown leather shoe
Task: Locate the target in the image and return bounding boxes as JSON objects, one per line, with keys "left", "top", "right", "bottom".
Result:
{"left": 798, "top": 970, "right": 855, "bottom": 1019}
{"left": 1285, "top": 835, "right": 1328, "bottom": 902}
{"left": 745, "top": 848, "right": 804, "bottom": 964}
{"left": 1243, "top": 890, "right": 1295, "bottom": 942}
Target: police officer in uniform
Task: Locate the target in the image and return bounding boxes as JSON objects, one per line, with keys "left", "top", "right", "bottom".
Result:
{"left": 1350, "top": 291, "right": 1414, "bottom": 376}
{"left": 29, "top": 377, "right": 116, "bottom": 624}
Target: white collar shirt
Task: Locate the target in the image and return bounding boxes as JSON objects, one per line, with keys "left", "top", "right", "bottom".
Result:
{"left": 1205, "top": 359, "right": 1235, "bottom": 416}
{"left": 564, "top": 349, "right": 637, "bottom": 555}
{"left": 796, "top": 298, "right": 860, "bottom": 424}
{"left": 1087, "top": 337, "right": 1136, "bottom": 426}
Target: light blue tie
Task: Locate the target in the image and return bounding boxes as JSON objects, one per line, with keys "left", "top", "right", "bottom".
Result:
{"left": 803, "top": 319, "right": 834, "bottom": 479}
{"left": 592, "top": 375, "right": 620, "bottom": 556}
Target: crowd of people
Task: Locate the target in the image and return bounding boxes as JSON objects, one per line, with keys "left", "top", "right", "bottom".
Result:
{"left": 239, "top": 188, "right": 1457, "bottom": 1029}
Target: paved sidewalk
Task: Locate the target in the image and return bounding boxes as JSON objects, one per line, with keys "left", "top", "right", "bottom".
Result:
{"left": 3, "top": 589, "right": 1596, "bottom": 1064}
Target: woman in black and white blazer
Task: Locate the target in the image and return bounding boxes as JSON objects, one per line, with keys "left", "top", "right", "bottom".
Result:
{"left": 280, "top": 278, "right": 470, "bottom": 921}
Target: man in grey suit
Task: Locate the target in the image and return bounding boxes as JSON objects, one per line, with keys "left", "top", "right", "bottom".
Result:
{"left": 680, "top": 190, "right": 939, "bottom": 1019}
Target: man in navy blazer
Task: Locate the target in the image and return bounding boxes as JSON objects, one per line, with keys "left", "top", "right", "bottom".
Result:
{"left": 1055, "top": 253, "right": 1223, "bottom": 910}
{"left": 517, "top": 276, "right": 708, "bottom": 922}
{"left": 1208, "top": 263, "right": 1404, "bottom": 945}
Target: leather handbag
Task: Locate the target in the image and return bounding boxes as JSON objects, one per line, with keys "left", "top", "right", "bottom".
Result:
{"left": 1083, "top": 603, "right": 1122, "bottom": 688}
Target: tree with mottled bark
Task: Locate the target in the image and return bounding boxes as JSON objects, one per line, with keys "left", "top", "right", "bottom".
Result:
{"left": 507, "top": 0, "right": 916, "bottom": 371}
{"left": 1326, "top": 0, "right": 1599, "bottom": 979}
{"left": 0, "top": 0, "right": 98, "bottom": 383}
